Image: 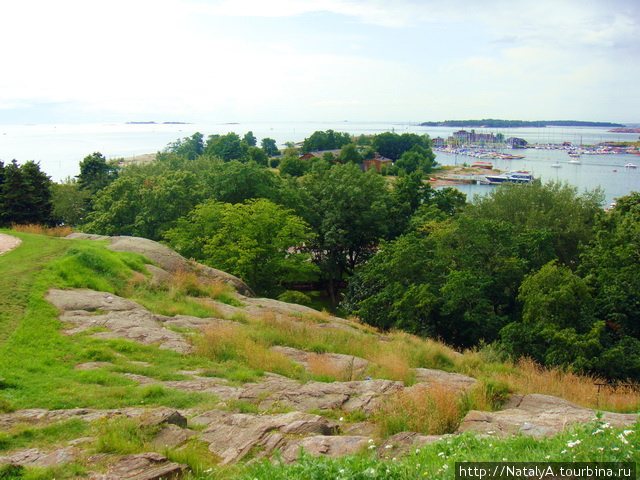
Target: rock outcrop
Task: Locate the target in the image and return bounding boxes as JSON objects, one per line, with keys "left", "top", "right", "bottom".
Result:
{"left": 458, "top": 393, "right": 638, "bottom": 437}
{"left": 65, "top": 233, "right": 255, "bottom": 296}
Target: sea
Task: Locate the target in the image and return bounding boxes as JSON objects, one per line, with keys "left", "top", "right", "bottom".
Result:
{"left": 0, "top": 121, "right": 638, "bottom": 206}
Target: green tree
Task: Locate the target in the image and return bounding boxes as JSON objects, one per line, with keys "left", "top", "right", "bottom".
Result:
{"left": 338, "top": 143, "right": 362, "bottom": 164}
{"left": 301, "top": 130, "right": 351, "bottom": 153}
{"left": 373, "top": 132, "right": 433, "bottom": 161}
{"left": 83, "top": 170, "right": 205, "bottom": 240}
{"left": 165, "top": 199, "right": 316, "bottom": 294}
{"left": 243, "top": 131, "right": 257, "bottom": 147}
{"left": 500, "top": 261, "right": 601, "bottom": 368}
{"left": 205, "top": 133, "right": 246, "bottom": 161}
{"left": 208, "top": 160, "right": 283, "bottom": 204}
{"left": 77, "top": 152, "right": 120, "bottom": 194}
{"left": 299, "top": 163, "right": 392, "bottom": 305}
{"left": 246, "top": 146, "right": 269, "bottom": 166}
{"left": 0, "top": 160, "right": 53, "bottom": 226}
{"left": 51, "top": 179, "right": 92, "bottom": 226}
{"left": 261, "top": 137, "right": 280, "bottom": 157}
{"left": 164, "top": 132, "right": 204, "bottom": 159}
{"left": 279, "top": 156, "right": 308, "bottom": 178}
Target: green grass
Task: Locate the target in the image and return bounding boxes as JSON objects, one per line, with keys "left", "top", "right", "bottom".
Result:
{"left": 233, "top": 421, "right": 640, "bottom": 480}
{"left": 0, "top": 230, "right": 71, "bottom": 344}
{"left": 0, "top": 236, "right": 221, "bottom": 411}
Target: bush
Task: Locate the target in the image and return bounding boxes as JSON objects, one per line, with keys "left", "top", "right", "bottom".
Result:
{"left": 277, "top": 290, "right": 313, "bottom": 306}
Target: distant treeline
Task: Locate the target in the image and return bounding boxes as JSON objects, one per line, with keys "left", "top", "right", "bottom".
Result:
{"left": 419, "top": 119, "right": 624, "bottom": 128}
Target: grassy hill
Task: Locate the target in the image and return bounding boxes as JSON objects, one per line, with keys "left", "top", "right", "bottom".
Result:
{"left": 0, "top": 228, "right": 638, "bottom": 479}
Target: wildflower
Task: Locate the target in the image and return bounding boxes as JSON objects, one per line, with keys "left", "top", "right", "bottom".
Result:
{"left": 592, "top": 429, "right": 604, "bottom": 435}
{"left": 415, "top": 448, "right": 420, "bottom": 454}
{"left": 437, "top": 452, "right": 445, "bottom": 457}
{"left": 368, "top": 445, "right": 376, "bottom": 450}
{"left": 443, "top": 465, "right": 449, "bottom": 470}
{"left": 623, "top": 429, "right": 634, "bottom": 436}
{"left": 385, "top": 445, "right": 393, "bottom": 449}
{"left": 339, "top": 417, "right": 344, "bottom": 421}
{"left": 368, "top": 439, "right": 374, "bottom": 443}
{"left": 502, "top": 458, "right": 507, "bottom": 461}
{"left": 561, "top": 450, "right": 567, "bottom": 454}
{"left": 618, "top": 434, "right": 629, "bottom": 444}
{"left": 612, "top": 447, "right": 620, "bottom": 451}
{"left": 545, "top": 455, "right": 551, "bottom": 460}
{"left": 567, "top": 440, "right": 581, "bottom": 448}
{"left": 339, "top": 469, "right": 345, "bottom": 474}
{"left": 366, "top": 468, "right": 376, "bottom": 475}
{"left": 601, "top": 422, "right": 612, "bottom": 429}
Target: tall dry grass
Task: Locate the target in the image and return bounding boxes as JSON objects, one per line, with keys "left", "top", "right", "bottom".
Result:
{"left": 11, "top": 224, "right": 73, "bottom": 237}
{"left": 198, "top": 325, "right": 299, "bottom": 379}
{"left": 457, "top": 355, "right": 640, "bottom": 413}
{"left": 375, "top": 385, "right": 464, "bottom": 436}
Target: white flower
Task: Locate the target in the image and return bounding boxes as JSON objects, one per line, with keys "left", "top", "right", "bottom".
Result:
{"left": 561, "top": 450, "right": 567, "bottom": 454}
{"left": 368, "top": 445, "right": 376, "bottom": 450}
{"left": 443, "top": 465, "right": 449, "bottom": 470}
{"left": 567, "top": 440, "right": 581, "bottom": 448}
{"left": 339, "top": 469, "right": 345, "bottom": 474}
{"left": 502, "top": 458, "right": 507, "bottom": 461}
{"left": 385, "top": 444, "right": 393, "bottom": 449}
{"left": 437, "top": 452, "right": 445, "bottom": 457}
{"left": 368, "top": 439, "right": 374, "bottom": 443}
{"left": 415, "top": 448, "right": 420, "bottom": 454}
{"left": 612, "top": 447, "right": 620, "bottom": 451}
{"left": 601, "top": 422, "right": 612, "bottom": 429}
{"left": 592, "top": 429, "right": 604, "bottom": 435}
{"left": 339, "top": 417, "right": 344, "bottom": 421}
{"left": 623, "top": 429, "right": 634, "bottom": 436}
{"left": 545, "top": 455, "right": 551, "bottom": 460}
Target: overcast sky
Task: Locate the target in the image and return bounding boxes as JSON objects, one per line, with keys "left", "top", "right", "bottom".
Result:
{"left": 1, "top": 0, "right": 638, "bottom": 124}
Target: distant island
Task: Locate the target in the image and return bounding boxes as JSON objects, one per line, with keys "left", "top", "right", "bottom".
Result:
{"left": 419, "top": 119, "right": 624, "bottom": 128}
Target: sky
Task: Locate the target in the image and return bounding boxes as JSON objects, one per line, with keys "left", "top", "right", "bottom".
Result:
{"left": 0, "top": 0, "right": 638, "bottom": 124}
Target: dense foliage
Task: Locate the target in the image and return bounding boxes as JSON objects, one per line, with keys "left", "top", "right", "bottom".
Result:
{"left": 0, "top": 159, "right": 53, "bottom": 226}
{"left": 10, "top": 126, "right": 640, "bottom": 380}
{"left": 344, "top": 183, "right": 640, "bottom": 379}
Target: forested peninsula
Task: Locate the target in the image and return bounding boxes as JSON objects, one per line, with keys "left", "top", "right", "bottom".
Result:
{"left": 419, "top": 119, "right": 624, "bottom": 128}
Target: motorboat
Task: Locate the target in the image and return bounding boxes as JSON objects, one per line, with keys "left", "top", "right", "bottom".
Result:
{"left": 625, "top": 163, "right": 638, "bottom": 168}
{"left": 480, "top": 171, "right": 536, "bottom": 185}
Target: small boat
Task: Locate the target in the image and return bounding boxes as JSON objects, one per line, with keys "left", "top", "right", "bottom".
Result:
{"left": 471, "top": 160, "right": 493, "bottom": 169}
{"left": 568, "top": 158, "right": 581, "bottom": 164}
{"left": 551, "top": 162, "right": 562, "bottom": 168}
{"left": 625, "top": 163, "right": 637, "bottom": 168}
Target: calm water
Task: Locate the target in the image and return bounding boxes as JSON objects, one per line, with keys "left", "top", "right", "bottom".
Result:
{"left": 0, "top": 121, "right": 638, "bottom": 205}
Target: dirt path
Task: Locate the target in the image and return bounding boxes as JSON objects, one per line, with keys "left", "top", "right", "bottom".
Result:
{"left": 0, "top": 233, "right": 21, "bottom": 255}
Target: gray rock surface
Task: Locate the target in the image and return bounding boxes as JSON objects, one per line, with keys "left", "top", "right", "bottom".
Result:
{"left": 240, "top": 378, "right": 404, "bottom": 413}
{"left": 46, "top": 289, "right": 238, "bottom": 354}
{"left": 458, "top": 393, "right": 638, "bottom": 437}
{"left": 377, "top": 432, "right": 448, "bottom": 459}
{"left": 91, "top": 452, "right": 188, "bottom": 479}
{"left": 413, "top": 368, "right": 477, "bottom": 391}
{"left": 282, "top": 436, "right": 371, "bottom": 463}
{"left": 196, "top": 410, "right": 339, "bottom": 464}
{"left": 271, "top": 346, "right": 370, "bottom": 380}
